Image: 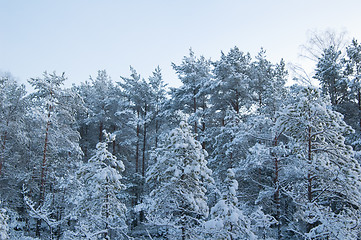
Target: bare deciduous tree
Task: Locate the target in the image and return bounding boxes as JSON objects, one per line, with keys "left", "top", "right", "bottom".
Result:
{"left": 290, "top": 29, "right": 349, "bottom": 86}
{"left": 300, "top": 29, "right": 349, "bottom": 61}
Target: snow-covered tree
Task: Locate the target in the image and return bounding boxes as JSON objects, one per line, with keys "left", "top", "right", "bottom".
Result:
{"left": 76, "top": 131, "right": 127, "bottom": 239}
{"left": 314, "top": 46, "right": 348, "bottom": 105}
{"left": 171, "top": 49, "right": 212, "bottom": 141}
{"left": 249, "top": 48, "right": 275, "bottom": 108}
{"left": 211, "top": 46, "right": 251, "bottom": 117}
{"left": 205, "top": 168, "right": 256, "bottom": 240}
{"left": 0, "top": 75, "right": 27, "bottom": 176}
{"left": 26, "top": 71, "right": 83, "bottom": 238}
{"left": 343, "top": 39, "right": 361, "bottom": 152}
{"left": 76, "top": 70, "right": 119, "bottom": 159}
{"left": 146, "top": 120, "right": 214, "bottom": 240}
{"left": 240, "top": 138, "right": 293, "bottom": 240}
{"left": 148, "top": 66, "right": 168, "bottom": 149}
{"left": 300, "top": 202, "right": 360, "bottom": 239}
{"left": 5, "top": 39, "right": 361, "bottom": 240}
{"left": 0, "top": 205, "right": 9, "bottom": 240}
{"left": 207, "top": 47, "right": 252, "bottom": 180}
{"left": 119, "top": 66, "right": 159, "bottom": 226}
{"left": 208, "top": 110, "right": 250, "bottom": 181}
{"left": 27, "top": 72, "right": 81, "bottom": 200}
{"left": 345, "top": 39, "right": 361, "bottom": 102}
{"left": 276, "top": 86, "right": 361, "bottom": 237}
{"left": 0, "top": 75, "right": 28, "bottom": 223}
{"left": 251, "top": 56, "right": 288, "bottom": 118}
{"left": 119, "top": 67, "right": 152, "bottom": 176}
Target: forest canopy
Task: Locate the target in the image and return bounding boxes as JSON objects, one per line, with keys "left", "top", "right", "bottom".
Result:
{"left": 1, "top": 36, "right": 361, "bottom": 239}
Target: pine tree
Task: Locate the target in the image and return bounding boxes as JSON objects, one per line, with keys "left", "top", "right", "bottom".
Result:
{"left": 345, "top": 39, "right": 361, "bottom": 106}
{"left": 26, "top": 71, "right": 83, "bottom": 238}
{"left": 148, "top": 66, "right": 168, "bottom": 150}
{"left": 76, "top": 70, "right": 119, "bottom": 159}
{"left": 251, "top": 56, "right": 288, "bottom": 118}
{"left": 146, "top": 120, "right": 214, "bottom": 240}
{"left": 211, "top": 47, "right": 251, "bottom": 117}
{"left": 119, "top": 67, "right": 156, "bottom": 225}
{"left": 237, "top": 56, "right": 288, "bottom": 239}
{"left": 171, "top": 49, "right": 211, "bottom": 142}
{"left": 77, "top": 131, "right": 127, "bottom": 239}
{"left": 343, "top": 39, "right": 361, "bottom": 151}
{"left": 314, "top": 46, "right": 348, "bottom": 106}
{"left": 275, "top": 86, "right": 361, "bottom": 237}
{"left": 208, "top": 47, "right": 252, "bottom": 180}
{"left": 28, "top": 71, "right": 65, "bottom": 205}
{"left": 118, "top": 67, "right": 144, "bottom": 175}
{"left": 249, "top": 48, "right": 274, "bottom": 108}
{"left": 239, "top": 138, "right": 290, "bottom": 239}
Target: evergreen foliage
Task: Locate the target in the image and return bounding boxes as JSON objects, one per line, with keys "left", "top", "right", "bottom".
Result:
{"left": 2, "top": 42, "right": 361, "bottom": 239}
{"left": 146, "top": 120, "right": 214, "bottom": 239}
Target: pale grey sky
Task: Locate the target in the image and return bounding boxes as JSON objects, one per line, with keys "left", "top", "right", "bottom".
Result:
{"left": 1, "top": 0, "right": 361, "bottom": 89}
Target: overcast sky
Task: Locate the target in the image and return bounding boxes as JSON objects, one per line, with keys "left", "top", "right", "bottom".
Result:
{"left": 1, "top": 0, "right": 361, "bottom": 89}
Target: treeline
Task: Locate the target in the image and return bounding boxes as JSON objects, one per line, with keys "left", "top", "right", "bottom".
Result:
{"left": 1, "top": 40, "right": 361, "bottom": 239}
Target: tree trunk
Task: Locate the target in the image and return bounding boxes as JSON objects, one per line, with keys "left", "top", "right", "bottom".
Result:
{"left": 112, "top": 125, "right": 116, "bottom": 155}
{"left": 136, "top": 111, "right": 140, "bottom": 173}
{"left": 36, "top": 219, "right": 42, "bottom": 237}
{"left": 273, "top": 135, "right": 281, "bottom": 240}
{"left": 134, "top": 111, "right": 141, "bottom": 226}
{"left": 357, "top": 89, "right": 361, "bottom": 130}
{"left": 201, "top": 121, "right": 206, "bottom": 149}
{"left": 182, "top": 226, "right": 186, "bottom": 240}
{"left": 235, "top": 90, "right": 240, "bottom": 114}
{"left": 56, "top": 188, "right": 66, "bottom": 240}
{"left": 40, "top": 105, "right": 52, "bottom": 203}
{"left": 306, "top": 126, "right": 314, "bottom": 233}
{"left": 259, "top": 92, "right": 262, "bottom": 107}
{"left": 201, "top": 97, "right": 206, "bottom": 149}
{"left": 99, "top": 121, "right": 103, "bottom": 142}
{"left": 104, "top": 183, "right": 109, "bottom": 239}
{"left": 181, "top": 171, "right": 186, "bottom": 240}
{"left": 229, "top": 152, "right": 233, "bottom": 169}
{"left": 307, "top": 126, "right": 313, "bottom": 203}
{"left": 139, "top": 104, "right": 148, "bottom": 223}
{"left": 0, "top": 129, "right": 7, "bottom": 175}
{"left": 142, "top": 104, "right": 147, "bottom": 177}
{"left": 81, "top": 125, "right": 88, "bottom": 159}
{"left": 193, "top": 95, "right": 197, "bottom": 135}
{"left": 155, "top": 118, "right": 159, "bottom": 149}
{"left": 37, "top": 104, "right": 52, "bottom": 238}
